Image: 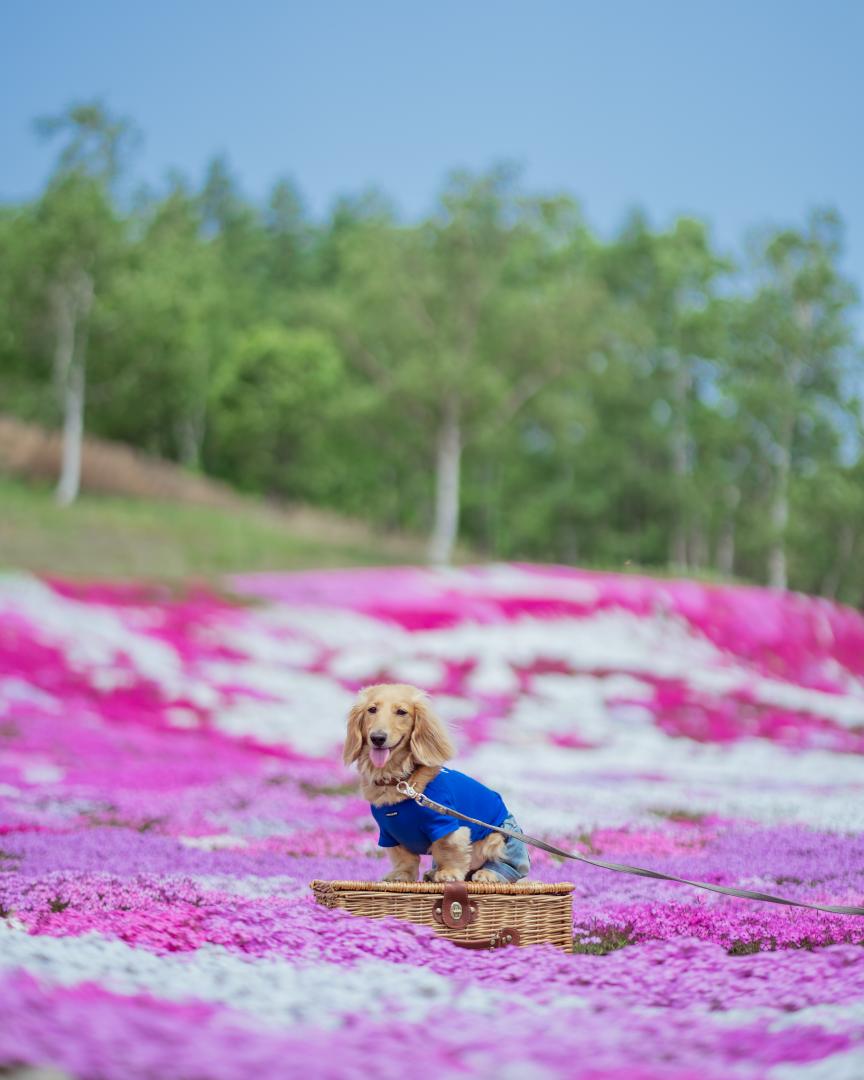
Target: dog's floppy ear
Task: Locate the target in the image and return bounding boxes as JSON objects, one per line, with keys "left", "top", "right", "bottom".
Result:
{"left": 409, "top": 694, "right": 454, "bottom": 767}
{"left": 343, "top": 700, "right": 366, "bottom": 765}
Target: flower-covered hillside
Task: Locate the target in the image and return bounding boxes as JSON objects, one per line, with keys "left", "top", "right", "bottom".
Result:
{"left": 2, "top": 564, "right": 864, "bottom": 1078}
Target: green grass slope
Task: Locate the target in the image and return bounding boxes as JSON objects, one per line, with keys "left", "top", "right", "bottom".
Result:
{"left": 0, "top": 479, "right": 419, "bottom": 579}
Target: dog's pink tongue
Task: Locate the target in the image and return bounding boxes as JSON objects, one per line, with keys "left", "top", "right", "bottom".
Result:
{"left": 370, "top": 747, "right": 391, "bottom": 768}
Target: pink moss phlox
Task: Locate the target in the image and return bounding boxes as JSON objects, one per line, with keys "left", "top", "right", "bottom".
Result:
{"left": 4, "top": 565, "right": 864, "bottom": 1079}
{"left": 0, "top": 969, "right": 857, "bottom": 1080}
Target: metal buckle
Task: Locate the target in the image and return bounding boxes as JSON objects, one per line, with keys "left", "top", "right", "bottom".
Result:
{"left": 490, "top": 929, "right": 517, "bottom": 950}
{"left": 396, "top": 780, "right": 426, "bottom": 805}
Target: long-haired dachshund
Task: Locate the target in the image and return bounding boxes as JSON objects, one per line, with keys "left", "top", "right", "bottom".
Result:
{"left": 344, "top": 683, "right": 530, "bottom": 883}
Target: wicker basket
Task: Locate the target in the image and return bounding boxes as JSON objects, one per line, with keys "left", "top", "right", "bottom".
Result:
{"left": 310, "top": 879, "right": 575, "bottom": 951}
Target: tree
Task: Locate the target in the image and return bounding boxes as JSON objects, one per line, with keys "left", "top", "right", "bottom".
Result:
{"left": 329, "top": 167, "right": 599, "bottom": 564}
{"left": 597, "top": 215, "right": 730, "bottom": 570}
{"left": 207, "top": 324, "right": 343, "bottom": 494}
{"left": 730, "top": 210, "right": 858, "bottom": 589}
{"left": 790, "top": 452, "right": 864, "bottom": 604}
{"left": 31, "top": 101, "right": 136, "bottom": 504}
{"left": 89, "top": 180, "right": 228, "bottom": 467}
{"left": 0, "top": 207, "right": 45, "bottom": 419}
{"left": 265, "top": 178, "right": 311, "bottom": 289}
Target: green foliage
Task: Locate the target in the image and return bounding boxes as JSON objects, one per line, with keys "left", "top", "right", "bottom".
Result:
{"left": 34, "top": 99, "right": 140, "bottom": 185}
{"left": 1, "top": 105, "right": 862, "bottom": 597}
{"left": 209, "top": 324, "right": 343, "bottom": 493}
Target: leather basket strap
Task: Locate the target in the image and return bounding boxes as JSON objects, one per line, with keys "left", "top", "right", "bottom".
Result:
{"left": 433, "top": 882, "right": 476, "bottom": 929}
{"left": 455, "top": 928, "right": 521, "bottom": 950}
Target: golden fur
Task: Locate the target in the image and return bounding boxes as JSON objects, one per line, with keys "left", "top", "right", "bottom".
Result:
{"left": 344, "top": 683, "right": 506, "bottom": 883}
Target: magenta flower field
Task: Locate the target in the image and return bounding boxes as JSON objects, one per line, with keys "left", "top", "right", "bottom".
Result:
{"left": 2, "top": 564, "right": 864, "bottom": 1079}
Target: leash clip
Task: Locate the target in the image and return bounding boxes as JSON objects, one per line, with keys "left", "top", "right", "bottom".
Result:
{"left": 396, "top": 780, "right": 426, "bottom": 805}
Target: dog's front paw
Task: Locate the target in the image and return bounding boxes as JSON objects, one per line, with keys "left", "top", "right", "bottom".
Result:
{"left": 471, "top": 868, "right": 506, "bottom": 883}
{"left": 382, "top": 871, "right": 418, "bottom": 883}
{"left": 429, "top": 869, "right": 467, "bottom": 883}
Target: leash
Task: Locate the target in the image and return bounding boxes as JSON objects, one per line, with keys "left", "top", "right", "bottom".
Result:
{"left": 394, "top": 780, "right": 864, "bottom": 917}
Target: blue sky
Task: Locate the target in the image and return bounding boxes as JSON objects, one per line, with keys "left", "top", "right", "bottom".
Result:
{"left": 3, "top": 0, "right": 863, "bottom": 302}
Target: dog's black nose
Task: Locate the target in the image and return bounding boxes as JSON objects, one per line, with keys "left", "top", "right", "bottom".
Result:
{"left": 369, "top": 731, "right": 388, "bottom": 748}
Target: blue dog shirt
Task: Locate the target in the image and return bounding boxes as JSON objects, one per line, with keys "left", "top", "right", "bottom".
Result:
{"left": 371, "top": 767, "right": 508, "bottom": 854}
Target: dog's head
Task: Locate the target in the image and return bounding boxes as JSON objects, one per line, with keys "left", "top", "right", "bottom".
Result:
{"left": 343, "top": 683, "right": 454, "bottom": 773}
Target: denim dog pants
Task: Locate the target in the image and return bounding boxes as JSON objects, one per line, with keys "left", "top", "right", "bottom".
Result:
{"left": 427, "top": 814, "right": 531, "bottom": 883}
{"left": 470, "top": 813, "right": 531, "bottom": 883}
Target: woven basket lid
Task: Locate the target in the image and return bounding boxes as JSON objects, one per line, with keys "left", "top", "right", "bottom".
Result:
{"left": 310, "top": 879, "right": 575, "bottom": 895}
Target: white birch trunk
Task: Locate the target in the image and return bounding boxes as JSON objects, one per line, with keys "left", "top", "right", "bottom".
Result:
{"left": 768, "top": 318, "right": 809, "bottom": 591}
{"left": 427, "top": 394, "right": 462, "bottom": 566}
{"left": 56, "top": 356, "right": 86, "bottom": 506}
{"left": 688, "top": 523, "right": 709, "bottom": 570}
{"left": 669, "top": 359, "right": 691, "bottom": 568}
{"left": 768, "top": 432, "right": 791, "bottom": 590}
{"left": 716, "top": 485, "right": 739, "bottom": 576}
{"left": 53, "top": 272, "right": 93, "bottom": 507}
{"left": 176, "top": 405, "right": 206, "bottom": 470}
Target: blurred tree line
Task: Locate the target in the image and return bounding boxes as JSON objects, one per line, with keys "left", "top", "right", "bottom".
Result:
{"left": 2, "top": 103, "right": 863, "bottom": 600}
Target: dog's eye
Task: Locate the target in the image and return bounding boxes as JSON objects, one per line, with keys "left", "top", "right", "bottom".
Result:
{"left": 367, "top": 706, "right": 377, "bottom": 714}
{"left": 396, "top": 708, "right": 407, "bottom": 716}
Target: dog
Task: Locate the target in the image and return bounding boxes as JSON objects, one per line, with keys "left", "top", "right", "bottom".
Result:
{"left": 343, "top": 683, "right": 530, "bottom": 884}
